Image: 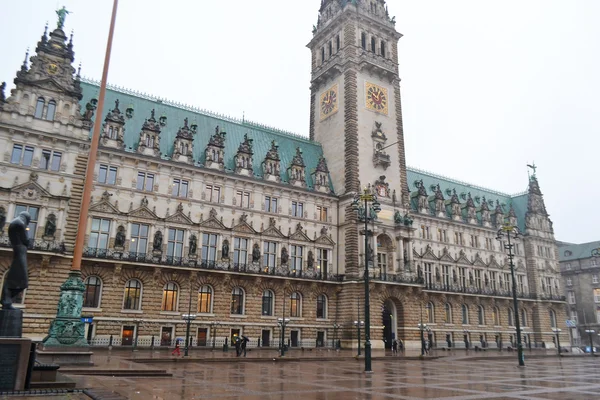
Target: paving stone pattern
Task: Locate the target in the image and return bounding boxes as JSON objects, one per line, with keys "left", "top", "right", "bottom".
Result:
{"left": 66, "top": 356, "right": 600, "bottom": 400}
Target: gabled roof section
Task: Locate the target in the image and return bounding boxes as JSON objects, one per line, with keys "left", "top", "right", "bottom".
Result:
{"left": 80, "top": 79, "right": 330, "bottom": 191}
{"left": 558, "top": 241, "right": 600, "bottom": 262}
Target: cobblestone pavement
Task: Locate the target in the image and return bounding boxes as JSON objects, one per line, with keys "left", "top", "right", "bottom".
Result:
{"left": 66, "top": 355, "right": 600, "bottom": 400}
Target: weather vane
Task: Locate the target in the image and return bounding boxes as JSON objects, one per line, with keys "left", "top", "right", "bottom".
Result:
{"left": 56, "top": 6, "right": 71, "bottom": 29}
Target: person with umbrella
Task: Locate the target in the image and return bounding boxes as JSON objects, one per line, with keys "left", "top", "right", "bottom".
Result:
{"left": 240, "top": 335, "right": 250, "bottom": 357}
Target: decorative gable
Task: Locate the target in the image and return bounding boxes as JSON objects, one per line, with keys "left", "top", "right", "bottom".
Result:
{"left": 263, "top": 140, "right": 281, "bottom": 183}
{"left": 137, "top": 109, "right": 161, "bottom": 157}
{"left": 473, "top": 253, "right": 486, "bottom": 267}
{"left": 129, "top": 206, "right": 159, "bottom": 220}
{"left": 315, "top": 226, "right": 335, "bottom": 246}
{"left": 456, "top": 249, "right": 471, "bottom": 265}
{"left": 439, "top": 247, "right": 454, "bottom": 263}
{"left": 11, "top": 176, "right": 54, "bottom": 201}
{"left": 165, "top": 203, "right": 193, "bottom": 225}
{"left": 89, "top": 190, "right": 121, "bottom": 214}
{"left": 101, "top": 99, "right": 125, "bottom": 149}
{"left": 478, "top": 196, "right": 492, "bottom": 226}
{"left": 446, "top": 189, "right": 462, "bottom": 220}
{"left": 234, "top": 134, "right": 254, "bottom": 175}
{"left": 289, "top": 223, "right": 311, "bottom": 242}
{"left": 288, "top": 147, "right": 307, "bottom": 187}
{"left": 462, "top": 192, "right": 477, "bottom": 223}
{"left": 172, "top": 118, "right": 195, "bottom": 164}
{"left": 199, "top": 208, "right": 226, "bottom": 230}
{"left": 261, "top": 217, "right": 285, "bottom": 238}
{"left": 493, "top": 200, "right": 504, "bottom": 227}
{"left": 313, "top": 156, "right": 330, "bottom": 193}
{"left": 205, "top": 126, "right": 226, "bottom": 171}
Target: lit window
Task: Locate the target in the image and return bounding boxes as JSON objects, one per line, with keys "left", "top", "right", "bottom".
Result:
{"left": 231, "top": 287, "right": 245, "bottom": 315}
{"left": 594, "top": 289, "right": 600, "bottom": 303}
{"left": 198, "top": 285, "right": 213, "bottom": 313}
{"left": 162, "top": 282, "right": 179, "bottom": 312}
{"left": 290, "top": 292, "right": 302, "bottom": 317}
{"left": 14, "top": 204, "right": 39, "bottom": 239}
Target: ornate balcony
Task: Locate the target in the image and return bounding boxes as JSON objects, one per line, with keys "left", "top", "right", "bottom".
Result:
{"left": 0, "top": 235, "right": 65, "bottom": 254}
{"left": 539, "top": 293, "right": 566, "bottom": 302}
{"left": 82, "top": 247, "right": 344, "bottom": 282}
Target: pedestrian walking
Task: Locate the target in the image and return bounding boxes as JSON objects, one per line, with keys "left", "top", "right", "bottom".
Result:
{"left": 392, "top": 339, "right": 398, "bottom": 355}
{"left": 171, "top": 338, "right": 181, "bottom": 356}
{"left": 241, "top": 335, "right": 249, "bottom": 357}
{"left": 234, "top": 336, "right": 241, "bottom": 357}
{"left": 398, "top": 339, "right": 404, "bottom": 352}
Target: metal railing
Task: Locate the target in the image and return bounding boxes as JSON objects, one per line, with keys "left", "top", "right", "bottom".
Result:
{"left": 424, "top": 283, "right": 537, "bottom": 300}
{"left": 88, "top": 336, "right": 337, "bottom": 349}
{"left": 0, "top": 235, "right": 65, "bottom": 253}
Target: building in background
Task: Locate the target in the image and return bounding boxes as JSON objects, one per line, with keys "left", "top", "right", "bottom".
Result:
{"left": 558, "top": 241, "right": 600, "bottom": 346}
{"left": 0, "top": 0, "right": 566, "bottom": 350}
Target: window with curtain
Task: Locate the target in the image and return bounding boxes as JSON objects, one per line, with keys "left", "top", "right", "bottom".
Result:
{"left": 123, "top": 279, "right": 142, "bottom": 310}
{"left": 83, "top": 276, "right": 102, "bottom": 308}
{"left": 198, "top": 285, "right": 213, "bottom": 313}
{"left": 162, "top": 282, "right": 179, "bottom": 311}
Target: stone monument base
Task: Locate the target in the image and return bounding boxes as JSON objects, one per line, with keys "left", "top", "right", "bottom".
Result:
{"left": 36, "top": 346, "right": 93, "bottom": 366}
{"left": 0, "top": 337, "right": 32, "bottom": 390}
{"left": 0, "top": 309, "right": 23, "bottom": 337}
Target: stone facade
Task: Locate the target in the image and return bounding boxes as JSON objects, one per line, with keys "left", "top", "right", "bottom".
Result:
{"left": 0, "top": 1, "right": 567, "bottom": 350}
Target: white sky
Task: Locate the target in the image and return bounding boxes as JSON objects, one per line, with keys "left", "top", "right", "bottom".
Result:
{"left": 1, "top": 0, "right": 599, "bottom": 244}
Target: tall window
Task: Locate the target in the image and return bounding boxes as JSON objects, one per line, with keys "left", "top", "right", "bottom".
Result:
{"left": 478, "top": 306, "right": 485, "bottom": 325}
{"left": 89, "top": 218, "right": 110, "bottom": 250}
{"left": 231, "top": 287, "right": 244, "bottom": 315}
{"left": 475, "top": 270, "right": 482, "bottom": 289}
{"left": 442, "top": 265, "right": 450, "bottom": 286}
{"left": 444, "top": 303, "right": 452, "bottom": 323}
{"left": 380, "top": 40, "right": 386, "bottom": 57}
{"left": 462, "top": 304, "right": 469, "bottom": 324}
{"left": 336, "top": 34, "right": 340, "bottom": 51}
{"left": 594, "top": 289, "right": 600, "bottom": 303}
{"left": 493, "top": 307, "right": 500, "bottom": 326}
{"left": 458, "top": 267, "right": 466, "bottom": 288}
{"left": 371, "top": 36, "right": 376, "bottom": 52}
{"left": 10, "top": 144, "right": 34, "bottom": 166}
{"left": 292, "top": 201, "right": 304, "bottom": 218}
{"left": 40, "top": 149, "right": 62, "bottom": 171}
{"left": 236, "top": 190, "right": 250, "bottom": 208}
{"left": 233, "top": 237, "right": 248, "bottom": 265}
{"left": 46, "top": 100, "right": 56, "bottom": 120}
{"left": 198, "top": 285, "right": 213, "bottom": 313}
{"left": 162, "top": 282, "right": 179, "bottom": 311}
{"left": 199, "top": 233, "right": 217, "bottom": 262}
{"left": 167, "top": 228, "right": 184, "bottom": 259}
{"left": 290, "top": 292, "right": 302, "bottom": 317}
{"left": 130, "top": 223, "right": 149, "bottom": 255}
{"left": 426, "top": 302, "right": 435, "bottom": 323}
{"left": 262, "top": 290, "right": 274, "bottom": 316}
{"left": 568, "top": 290, "right": 576, "bottom": 304}
{"left": 549, "top": 309, "right": 557, "bottom": 328}
{"left": 321, "top": 47, "right": 325, "bottom": 63}
{"left": 508, "top": 308, "right": 514, "bottom": 326}
{"left": 317, "top": 206, "right": 328, "bottom": 222}
{"left": 265, "top": 196, "right": 278, "bottom": 213}
{"left": 263, "top": 241, "right": 277, "bottom": 268}
{"left": 594, "top": 275, "right": 599, "bottom": 284}
{"left": 490, "top": 271, "right": 497, "bottom": 290}
{"left": 317, "top": 294, "right": 327, "bottom": 319}
{"left": 14, "top": 204, "right": 39, "bottom": 239}
{"left": 205, "top": 184, "right": 221, "bottom": 203}
{"left": 34, "top": 97, "right": 45, "bottom": 119}
{"left": 521, "top": 309, "right": 528, "bottom": 327}
{"left": 83, "top": 276, "right": 102, "bottom": 308}
{"left": 361, "top": 32, "right": 366, "bottom": 49}
{"left": 424, "top": 263, "right": 433, "bottom": 285}
{"left": 317, "top": 248, "right": 329, "bottom": 275}
{"left": 377, "top": 253, "right": 387, "bottom": 274}
{"left": 172, "top": 179, "right": 189, "bottom": 197}
{"left": 98, "top": 165, "right": 118, "bottom": 185}
{"left": 136, "top": 172, "right": 154, "bottom": 191}
{"left": 328, "top": 41, "right": 333, "bottom": 57}
{"left": 123, "top": 279, "right": 142, "bottom": 310}
{"left": 291, "top": 245, "right": 303, "bottom": 271}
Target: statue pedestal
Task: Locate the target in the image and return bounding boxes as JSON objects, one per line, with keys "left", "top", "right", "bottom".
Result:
{"left": 0, "top": 309, "right": 23, "bottom": 338}
{"left": 0, "top": 337, "right": 32, "bottom": 390}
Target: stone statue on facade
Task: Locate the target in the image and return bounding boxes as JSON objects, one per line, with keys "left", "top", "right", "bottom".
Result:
{"left": 56, "top": 6, "right": 71, "bottom": 29}
{"left": 114, "top": 226, "right": 126, "bottom": 248}
{"left": 189, "top": 235, "right": 197, "bottom": 255}
{"left": 281, "top": 247, "right": 289, "bottom": 265}
{"left": 153, "top": 231, "right": 163, "bottom": 252}
{"left": 1, "top": 212, "right": 31, "bottom": 309}
{"left": 252, "top": 244, "right": 260, "bottom": 262}
{"left": 222, "top": 239, "right": 230, "bottom": 260}
{"left": 0, "top": 207, "right": 6, "bottom": 234}
{"left": 43, "top": 213, "right": 57, "bottom": 238}
{"left": 307, "top": 251, "right": 314, "bottom": 269}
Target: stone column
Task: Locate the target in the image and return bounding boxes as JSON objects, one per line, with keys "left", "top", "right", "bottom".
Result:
{"left": 397, "top": 237, "right": 404, "bottom": 272}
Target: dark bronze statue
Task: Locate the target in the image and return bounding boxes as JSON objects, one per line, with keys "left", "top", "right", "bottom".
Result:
{"left": 222, "top": 239, "right": 229, "bottom": 259}
{"left": 44, "top": 213, "right": 57, "bottom": 237}
{"left": 114, "top": 226, "right": 126, "bottom": 247}
{"left": 252, "top": 244, "right": 260, "bottom": 262}
{"left": 153, "top": 231, "right": 163, "bottom": 251}
{"left": 1, "top": 212, "right": 30, "bottom": 310}
{"left": 189, "top": 234, "right": 197, "bottom": 255}
{"left": 281, "top": 247, "right": 289, "bottom": 265}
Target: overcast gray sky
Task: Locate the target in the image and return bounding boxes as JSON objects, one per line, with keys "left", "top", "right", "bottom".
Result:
{"left": 2, "top": 1, "right": 599, "bottom": 244}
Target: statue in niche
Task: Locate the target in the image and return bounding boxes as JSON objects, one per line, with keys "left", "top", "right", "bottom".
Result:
{"left": 0, "top": 207, "right": 7, "bottom": 234}
{"left": 44, "top": 213, "right": 57, "bottom": 238}
{"left": 281, "top": 247, "right": 289, "bottom": 265}
{"left": 252, "top": 243, "right": 261, "bottom": 262}
{"left": 367, "top": 243, "right": 374, "bottom": 262}
{"left": 114, "top": 225, "right": 126, "bottom": 248}
{"left": 189, "top": 235, "right": 197, "bottom": 255}
{"left": 222, "top": 239, "right": 230, "bottom": 259}
{"left": 153, "top": 231, "right": 163, "bottom": 252}
{"left": 307, "top": 251, "right": 315, "bottom": 269}
{"left": 1, "top": 212, "right": 30, "bottom": 309}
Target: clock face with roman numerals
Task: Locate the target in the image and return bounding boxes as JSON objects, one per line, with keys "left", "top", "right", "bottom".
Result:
{"left": 320, "top": 85, "right": 339, "bottom": 120}
{"left": 365, "top": 82, "right": 388, "bottom": 115}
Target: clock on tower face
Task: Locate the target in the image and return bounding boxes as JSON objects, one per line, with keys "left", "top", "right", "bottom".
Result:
{"left": 365, "top": 82, "right": 388, "bottom": 115}
{"left": 320, "top": 85, "right": 339, "bottom": 120}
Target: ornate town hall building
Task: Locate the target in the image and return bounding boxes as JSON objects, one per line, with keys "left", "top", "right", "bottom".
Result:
{"left": 0, "top": 0, "right": 566, "bottom": 350}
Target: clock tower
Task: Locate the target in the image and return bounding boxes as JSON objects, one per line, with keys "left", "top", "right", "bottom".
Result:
{"left": 308, "top": 0, "right": 410, "bottom": 278}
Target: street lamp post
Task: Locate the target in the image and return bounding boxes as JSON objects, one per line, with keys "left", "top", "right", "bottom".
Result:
{"left": 333, "top": 323, "right": 342, "bottom": 349}
{"left": 182, "top": 314, "right": 197, "bottom": 357}
{"left": 352, "top": 188, "right": 381, "bottom": 373}
{"left": 585, "top": 329, "right": 595, "bottom": 355}
{"left": 552, "top": 327, "right": 562, "bottom": 356}
{"left": 132, "top": 318, "right": 142, "bottom": 352}
{"left": 496, "top": 222, "right": 525, "bottom": 367}
{"left": 353, "top": 320, "right": 364, "bottom": 356}
{"left": 211, "top": 321, "right": 221, "bottom": 351}
{"left": 277, "top": 317, "right": 290, "bottom": 357}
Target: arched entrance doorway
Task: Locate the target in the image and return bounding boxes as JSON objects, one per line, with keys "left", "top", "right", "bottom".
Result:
{"left": 382, "top": 299, "right": 398, "bottom": 349}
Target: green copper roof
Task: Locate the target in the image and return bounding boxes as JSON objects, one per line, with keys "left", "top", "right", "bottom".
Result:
{"left": 558, "top": 241, "right": 600, "bottom": 262}
{"left": 79, "top": 79, "right": 330, "bottom": 191}
{"left": 406, "top": 167, "right": 528, "bottom": 231}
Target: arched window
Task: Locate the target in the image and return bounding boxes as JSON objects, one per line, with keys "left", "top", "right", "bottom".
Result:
{"left": 549, "top": 309, "right": 557, "bottom": 328}
{"left": 162, "top": 282, "right": 179, "bottom": 311}
{"left": 290, "top": 292, "right": 302, "bottom": 317}
{"left": 478, "top": 305, "right": 485, "bottom": 325}
{"left": 317, "top": 294, "right": 327, "bottom": 319}
{"left": 493, "top": 307, "right": 500, "bottom": 326}
{"left": 83, "top": 276, "right": 102, "bottom": 308}
{"left": 426, "top": 302, "right": 435, "bottom": 323}
{"left": 46, "top": 100, "right": 56, "bottom": 121}
{"left": 1, "top": 272, "right": 25, "bottom": 305}
{"left": 34, "top": 97, "right": 45, "bottom": 119}
{"left": 521, "top": 309, "right": 528, "bottom": 327}
{"left": 231, "top": 287, "right": 244, "bottom": 315}
{"left": 461, "top": 304, "right": 469, "bottom": 324}
{"left": 262, "top": 290, "right": 274, "bottom": 316}
{"left": 444, "top": 303, "right": 452, "bottom": 323}
{"left": 508, "top": 308, "right": 514, "bottom": 326}
{"left": 123, "top": 279, "right": 142, "bottom": 310}
{"left": 198, "top": 285, "right": 213, "bottom": 313}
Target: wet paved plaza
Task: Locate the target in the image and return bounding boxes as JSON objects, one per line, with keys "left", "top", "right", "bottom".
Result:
{"left": 68, "top": 354, "right": 600, "bottom": 400}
